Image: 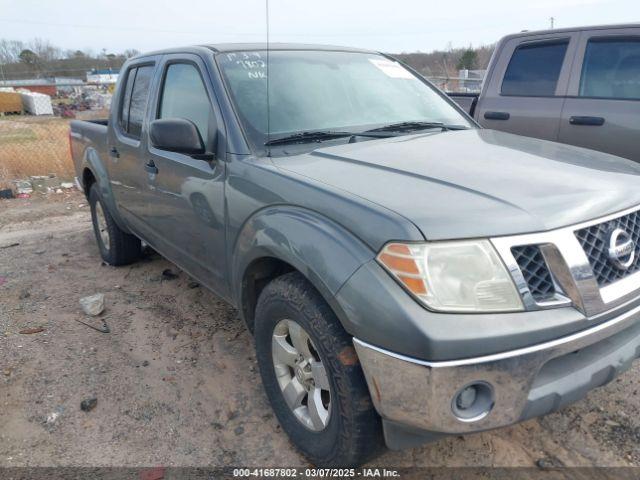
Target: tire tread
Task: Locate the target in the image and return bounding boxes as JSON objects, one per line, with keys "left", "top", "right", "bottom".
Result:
{"left": 89, "top": 185, "right": 140, "bottom": 266}
{"left": 255, "top": 272, "right": 384, "bottom": 466}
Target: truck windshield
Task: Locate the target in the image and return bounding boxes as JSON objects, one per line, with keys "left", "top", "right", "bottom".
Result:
{"left": 217, "top": 50, "right": 473, "bottom": 151}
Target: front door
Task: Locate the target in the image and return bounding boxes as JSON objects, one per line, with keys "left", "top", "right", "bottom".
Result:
{"left": 143, "top": 54, "right": 228, "bottom": 296}
{"left": 559, "top": 29, "right": 640, "bottom": 162}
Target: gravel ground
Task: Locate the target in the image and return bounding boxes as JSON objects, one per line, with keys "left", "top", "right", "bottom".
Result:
{"left": 1, "top": 191, "right": 640, "bottom": 469}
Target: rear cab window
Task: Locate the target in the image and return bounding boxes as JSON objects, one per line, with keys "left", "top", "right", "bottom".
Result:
{"left": 501, "top": 40, "right": 569, "bottom": 96}
{"left": 118, "top": 65, "right": 155, "bottom": 139}
{"left": 580, "top": 38, "right": 640, "bottom": 100}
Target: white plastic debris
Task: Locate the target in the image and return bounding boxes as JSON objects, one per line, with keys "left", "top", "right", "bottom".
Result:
{"left": 18, "top": 91, "right": 54, "bottom": 115}
{"left": 79, "top": 293, "right": 105, "bottom": 316}
{"left": 45, "top": 411, "right": 60, "bottom": 424}
{"left": 13, "top": 180, "right": 33, "bottom": 195}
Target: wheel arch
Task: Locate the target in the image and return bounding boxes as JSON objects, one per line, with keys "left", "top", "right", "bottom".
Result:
{"left": 232, "top": 206, "right": 375, "bottom": 333}
{"left": 81, "top": 147, "right": 130, "bottom": 233}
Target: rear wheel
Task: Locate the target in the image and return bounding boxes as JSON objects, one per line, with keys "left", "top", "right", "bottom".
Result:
{"left": 89, "top": 184, "right": 141, "bottom": 266}
{"left": 254, "top": 272, "right": 384, "bottom": 466}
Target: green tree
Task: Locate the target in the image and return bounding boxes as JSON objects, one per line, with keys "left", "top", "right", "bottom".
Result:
{"left": 456, "top": 49, "right": 477, "bottom": 70}
{"left": 19, "top": 49, "right": 38, "bottom": 67}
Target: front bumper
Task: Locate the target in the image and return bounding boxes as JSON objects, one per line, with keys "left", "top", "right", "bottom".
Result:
{"left": 354, "top": 300, "right": 640, "bottom": 437}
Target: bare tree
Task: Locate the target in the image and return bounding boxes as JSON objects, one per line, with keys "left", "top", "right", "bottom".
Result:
{"left": 0, "top": 39, "right": 25, "bottom": 64}
{"left": 124, "top": 49, "right": 140, "bottom": 59}
{"left": 30, "top": 38, "right": 61, "bottom": 62}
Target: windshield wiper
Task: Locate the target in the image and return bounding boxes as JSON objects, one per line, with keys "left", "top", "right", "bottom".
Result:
{"left": 364, "top": 121, "right": 470, "bottom": 133}
{"left": 264, "top": 130, "right": 391, "bottom": 146}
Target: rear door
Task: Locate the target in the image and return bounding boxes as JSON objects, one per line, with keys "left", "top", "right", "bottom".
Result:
{"left": 107, "top": 60, "right": 158, "bottom": 231}
{"left": 143, "top": 54, "right": 228, "bottom": 295}
{"left": 476, "top": 33, "right": 578, "bottom": 141}
{"left": 559, "top": 28, "right": 640, "bottom": 162}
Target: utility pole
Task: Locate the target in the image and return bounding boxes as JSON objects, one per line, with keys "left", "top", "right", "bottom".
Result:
{"left": 550, "top": 17, "right": 555, "bottom": 29}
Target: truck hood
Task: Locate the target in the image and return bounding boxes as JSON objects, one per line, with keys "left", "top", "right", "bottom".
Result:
{"left": 273, "top": 129, "right": 640, "bottom": 240}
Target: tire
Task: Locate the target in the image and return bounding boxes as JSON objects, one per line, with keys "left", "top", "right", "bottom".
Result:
{"left": 254, "top": 272, "right": 384, "bottom": 467}
{"left": 88, "top": 184, "right": 141, "bottom": 266}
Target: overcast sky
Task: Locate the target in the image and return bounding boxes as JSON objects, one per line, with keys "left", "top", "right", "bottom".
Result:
{"left": 0, "top": 0, "right": 638, "bottom": 54}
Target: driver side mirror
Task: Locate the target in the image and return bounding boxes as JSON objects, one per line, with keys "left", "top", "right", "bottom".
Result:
{"left": 150, "top": 118, "right": 205, "bottom": 155}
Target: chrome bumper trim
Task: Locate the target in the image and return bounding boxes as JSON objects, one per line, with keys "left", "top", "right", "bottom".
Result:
{"left": 357, "top": 299, "right": 640, "bottom": 369}
{"left": 353, "top": 302, "right": 640, "bottom": 433}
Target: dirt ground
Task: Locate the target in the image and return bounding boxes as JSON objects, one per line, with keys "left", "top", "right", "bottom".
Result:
{"left": 1, "top": 191, "right": 640, "bottom": 469}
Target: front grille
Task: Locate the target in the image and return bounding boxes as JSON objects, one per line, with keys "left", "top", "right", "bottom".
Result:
{"left": 575, "top": 210, "right": 640, "bottom": 287}
{"left": 511, "top": 245, "right": 556, "bottom": 302}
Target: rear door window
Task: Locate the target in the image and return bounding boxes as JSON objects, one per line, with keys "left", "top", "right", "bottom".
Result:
{"left": 118, "top": 65, "right": 154, "bottom": 139}
{"left": 580, "top": 38, "right": 640, "bottom": 99}
{"left": 127, "top": 66, "right": 154, "bottom": 138}
{"left": 119, "top": 69, "right": 136, "bottom": 132}
{"left": 501, "top": 41, "right": 569, "bottom": 96}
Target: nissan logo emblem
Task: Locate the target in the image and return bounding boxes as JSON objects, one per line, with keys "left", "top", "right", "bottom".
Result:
{"left": 608, "top": 228, "right": 635, "bottom": 270}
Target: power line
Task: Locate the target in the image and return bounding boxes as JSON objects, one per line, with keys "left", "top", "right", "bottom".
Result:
{"left": 0, "top": 17, "right": 505, "bottom": 38}
{"left": 0, "top": 18, "right": 264, "bottom": 36}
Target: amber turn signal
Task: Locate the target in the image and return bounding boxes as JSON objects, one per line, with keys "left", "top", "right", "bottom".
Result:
{"left": 377, "top": 243, "right": 428, "bottom": 297}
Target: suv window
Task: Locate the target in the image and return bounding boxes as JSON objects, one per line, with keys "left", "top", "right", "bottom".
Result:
{"left": 501, "top": 41, "right": 569, "bottom": 96}
{"left": 159, "top": 63, "right": 213, "bottom": 142}
{"left": 118, "top": 65, "right": 154, "bottom": 139}
{"left": 580, "top": 38, "right": 640, "bottom": 100}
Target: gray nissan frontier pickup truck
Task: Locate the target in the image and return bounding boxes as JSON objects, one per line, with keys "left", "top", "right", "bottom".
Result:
{"left": 70, "top": 44, "right": 640, "bottom": 466}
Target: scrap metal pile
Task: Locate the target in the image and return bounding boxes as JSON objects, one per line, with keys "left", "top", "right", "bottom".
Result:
{"left": 0, "top": 86, "right": 112, "bottom": 118}
{"left": 52, "top": 89, "right": 112, "bottom": 118}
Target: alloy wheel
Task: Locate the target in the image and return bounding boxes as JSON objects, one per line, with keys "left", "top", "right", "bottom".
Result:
{"left": 271, "top": 319, "right": 331, "bottom": 431}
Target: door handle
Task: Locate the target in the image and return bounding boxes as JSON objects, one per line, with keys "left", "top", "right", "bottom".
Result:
{"left": 145, "top": 162, "right": 158, "bottom": 174}
{"left": 569, "top": 116, "right": 605, "bottom": 126}
{"left": 109, "top": 147, "right": 120, "bottom": 158}
{"left": 484, "top": 111, "right": 510, "bottom": 120}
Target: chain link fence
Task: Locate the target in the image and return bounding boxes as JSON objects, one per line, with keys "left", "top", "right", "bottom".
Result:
{"left": 0, "top": 85, "right": 111, "bottom": 193}
{"left": 1, "top": 116, "right": 74, "bottom": 180}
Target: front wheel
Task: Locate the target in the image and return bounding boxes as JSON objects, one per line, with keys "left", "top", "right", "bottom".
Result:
{"left": 89, "top": 184, "right": 141, "bottom": 266}
{"left": 254, "top": 272, "right": 384, "bottom": 466}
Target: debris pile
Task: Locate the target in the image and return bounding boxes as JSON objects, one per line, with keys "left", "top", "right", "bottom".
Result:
{"left": 1, "top": 175, "right": 78, "bottom": 199}
{"left": 51, "top": 89, "right": 112, "bottom": 118}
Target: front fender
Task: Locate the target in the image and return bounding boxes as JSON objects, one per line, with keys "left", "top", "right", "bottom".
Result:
{"left": 231, "top": 205, "right": 375, "bottom": 329}
{"left": 82, "top": 147, "right": 130, "bottom": 233}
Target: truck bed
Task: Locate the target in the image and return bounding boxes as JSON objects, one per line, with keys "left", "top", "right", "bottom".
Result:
{"left": 69, "top": 119, "right": 110, "bottom": 183}
{"left": 447, "top": 93, "right": 479, "bottom": 117}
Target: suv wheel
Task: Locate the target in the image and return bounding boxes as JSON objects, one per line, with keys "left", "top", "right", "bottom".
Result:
{"left": 254, "top": 272, "right": 384, "bottom": 466}
{"left": 89, "top": 184, "right": 141, "bottom": 266}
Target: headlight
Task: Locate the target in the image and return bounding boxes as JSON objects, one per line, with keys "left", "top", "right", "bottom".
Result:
{"left": 377, "top": 240, "right": 523, "bottom": 313}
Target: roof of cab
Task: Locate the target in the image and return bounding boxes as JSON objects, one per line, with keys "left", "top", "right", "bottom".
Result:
{"left": 131, "top": 43, "right": 377, "bottom": 60}
{"left": 204, "top": 43, "right": 376, "bottom": 53}
{"left": 500, "top": 22, "right": 640, "bottom": 42}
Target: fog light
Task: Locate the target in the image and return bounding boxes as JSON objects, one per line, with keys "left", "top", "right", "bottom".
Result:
{"left": 451, "top": 382, "right": 494, "bottom": 422}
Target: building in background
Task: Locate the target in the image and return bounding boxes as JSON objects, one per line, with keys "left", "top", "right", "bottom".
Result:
{"left": 457, "top": 69, "right": 486, "bottom": 92}
{"left": 0, "top": 77, "right": 84, "bottom": 96}
{"left": 86, "top": 68, "right": 119, "bottom": 84}
{"left": 0, "top": 78, "right": 57, "bottom": 96}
